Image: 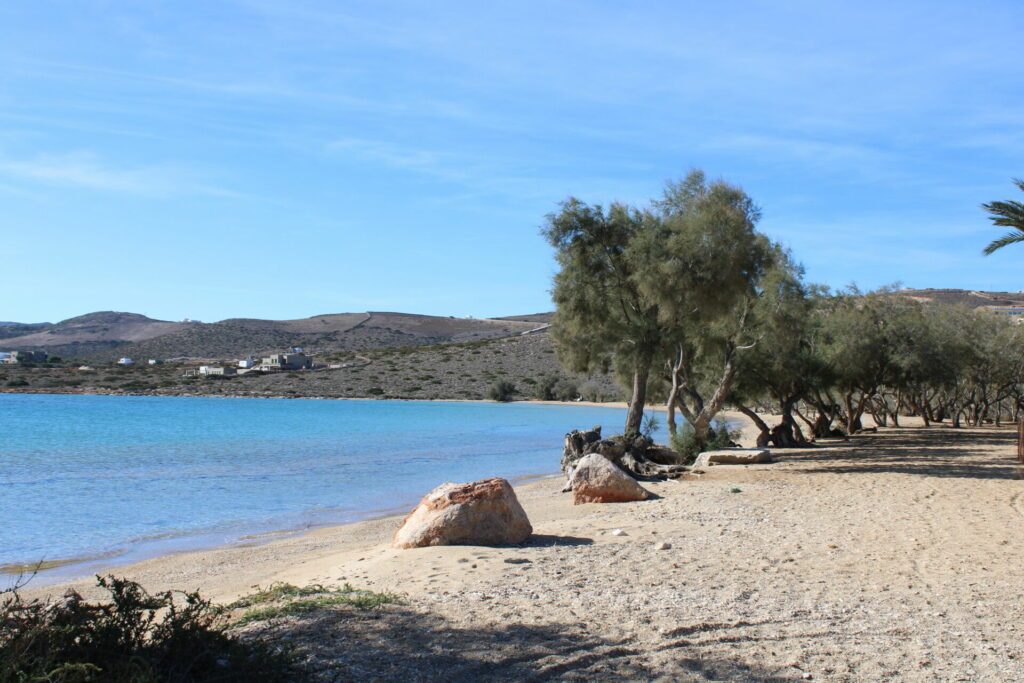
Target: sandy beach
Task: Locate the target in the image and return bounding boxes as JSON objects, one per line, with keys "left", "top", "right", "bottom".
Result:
{"left": 22, "top": 415, "right": 1024, "bottom": 681}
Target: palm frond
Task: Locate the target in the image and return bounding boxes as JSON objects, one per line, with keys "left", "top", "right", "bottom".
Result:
{"left": 982, "top": 179, "right": 1024, "bottom": 255}
{"left": 983, "top": 229, "right": 1024, "bottom": 255}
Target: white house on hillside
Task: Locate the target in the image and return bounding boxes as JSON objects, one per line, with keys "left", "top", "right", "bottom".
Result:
{"left": 117, "top": 357, "right": 134, "bottom": 366}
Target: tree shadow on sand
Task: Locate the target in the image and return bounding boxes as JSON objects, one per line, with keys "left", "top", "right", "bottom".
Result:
{"left": 784, "top": 427, "right": 1024, "bottom": 480}
{"left": 249, "top": 604, "right": 800, "bottom": 682}
{"left": 525, "top": 534, "right": 594, "bottom": 548}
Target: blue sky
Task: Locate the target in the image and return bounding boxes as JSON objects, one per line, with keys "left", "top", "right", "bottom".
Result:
{"left": 2, "top": 1, "right": 1022, "bottom": 323}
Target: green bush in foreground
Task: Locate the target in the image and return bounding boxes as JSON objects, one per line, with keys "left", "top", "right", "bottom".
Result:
{"left": 0, "top": 575, "right": 296, "bottom": 682}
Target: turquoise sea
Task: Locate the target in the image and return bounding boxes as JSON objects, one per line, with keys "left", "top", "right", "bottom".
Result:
{"left": 0, "top": 394, "right": 626, "bottom": 581}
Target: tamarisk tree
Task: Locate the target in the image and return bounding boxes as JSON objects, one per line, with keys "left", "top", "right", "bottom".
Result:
{"left": 545, "top": 170, "right": 771, "bottom": 446}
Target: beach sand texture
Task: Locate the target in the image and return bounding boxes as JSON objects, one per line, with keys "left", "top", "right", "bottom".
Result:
{"left": 25, "top": 415, "right": 1024, "bottom": 681}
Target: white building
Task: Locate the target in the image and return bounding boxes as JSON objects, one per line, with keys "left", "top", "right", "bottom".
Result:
{"left": 199, "top": 365, "right": 237, "bottom": 376}
{"left": 238, "top": 357, "right": 256, "bottom": 369}
{"left": 117, "top": 357, "right": 135, "bottom": 366}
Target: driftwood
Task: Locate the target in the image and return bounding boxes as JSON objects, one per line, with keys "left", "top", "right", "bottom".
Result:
{"left": 561, "top": 426, "right": 689, "bottom": 486}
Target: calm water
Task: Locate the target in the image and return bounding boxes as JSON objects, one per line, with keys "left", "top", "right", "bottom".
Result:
{"left": 0, "top": 394, "right": 626, "bottom": 578}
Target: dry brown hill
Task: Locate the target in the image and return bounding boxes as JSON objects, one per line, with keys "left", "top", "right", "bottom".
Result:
{"left": 898, "top": 288, "right": 1024, "bottom": 307}
{"left": 0, "top": 310, "right": 545, "bottom": 361}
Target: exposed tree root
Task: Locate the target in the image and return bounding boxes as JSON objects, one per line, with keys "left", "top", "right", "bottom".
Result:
{"left": 561, "top": 426, "right": 689, "bottom": 486}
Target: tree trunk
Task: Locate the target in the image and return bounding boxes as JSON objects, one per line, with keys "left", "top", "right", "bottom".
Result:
{"left": 665, "top": 348, "right": 683, "bottom": 436}
{"left": 736, "top": 405, "right": 771, "bottom": 447}
{"left": 691, "top": 352, "right": 740, "bottom": 444}
{"left": 793, "top": 405, "right": 817, "bottom": 435}
{"left": 624, "top": 348, "right": 653, "bottom": 441}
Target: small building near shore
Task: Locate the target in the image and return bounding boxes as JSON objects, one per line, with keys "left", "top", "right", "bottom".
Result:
{"left": 117, "top": 357, "right": 135, "bottom": 366}
{"left": 238, "top": 357, "right": 256, "bottom": 369}
{"left": 259, "top": 351, "right": 312, "bottom": 371}
{"left": 148, "top": 359, "right": 163, "bottom": 365}
{"left": 199, "top": 365, "right": 237, "bottom": 376}
{"left": 2, "top": 350, "right": 49, "bottom": 364}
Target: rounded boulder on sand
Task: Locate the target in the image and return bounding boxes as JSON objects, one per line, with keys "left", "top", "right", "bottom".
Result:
{"left": 393, "top": 477, "right": 533, "bottom": 548}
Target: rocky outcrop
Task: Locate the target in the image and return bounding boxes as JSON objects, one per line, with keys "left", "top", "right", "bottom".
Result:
{"left": 569, "top": 453, "right": 653, "bottom": 504}
{"left": 692, "top": 448, "right": 773, "bottom": 468}
{"left": 393, "top": 477, "right": 533, "bottom": 549}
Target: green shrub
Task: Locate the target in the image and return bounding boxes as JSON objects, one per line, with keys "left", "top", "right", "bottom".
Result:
{"left": 0, "top": 575, "right": 296, "bottom": 682}
{"left": 670, "top": 419, "right": 741, "bottom": 463}
{"left": 5, "top": 379, "right": 29, "bottom": 387}
{"left": 367, "top": 387, "right": 384, "bottom": 395}
{"left": 641, "top": 413, "right": 660, "bottom": 439}
{"left": 229, "top": 582, "right": 399, "bottom": 626}
{"left": 488, "top": 380, "right": 516, "bottom": 402}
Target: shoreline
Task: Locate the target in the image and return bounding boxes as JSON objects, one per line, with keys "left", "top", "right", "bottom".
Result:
{"left": 3, "top": 395, "right": 651, "bottom": 588}
{"left": 0, "top": 387, "right": 636, "bottom": 410}
{"left": 5, "top": 469, "right": 567, "bottom": 589}
{"left": 14, "top": 408, "right": 757, "bottom": 598}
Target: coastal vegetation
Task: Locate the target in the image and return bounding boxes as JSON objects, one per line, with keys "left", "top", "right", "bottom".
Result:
{"left": 229, "top": 583, "right": 400, "bottom": 626}
{"left": 546, "top": 170, "right": 1024, "bottom": 463}
{"left": 0, "top": 575, "right": 297, "bottom": 681}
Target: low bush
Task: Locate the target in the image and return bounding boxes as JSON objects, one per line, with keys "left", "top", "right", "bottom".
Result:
{"left": 0, "top": 575, "right": 296, "bottom": 682}
{"left": 229, "top": 582, "right": 399, "bottom": 626}
{"left": 536, "top": 376, "right": 577, "bottom": 403}
{"left": 669, "top": 419, "right": 741, "bottom": 463}
{"left": 488, "top": 380, "right": 516, "bottom": 402}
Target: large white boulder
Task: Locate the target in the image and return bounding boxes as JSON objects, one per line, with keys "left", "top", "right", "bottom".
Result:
{"left": 393, "top": 477, "right": 533, "bottom": 549}
{"left": 569, "top": 453, "right": 653, "bottom": 504}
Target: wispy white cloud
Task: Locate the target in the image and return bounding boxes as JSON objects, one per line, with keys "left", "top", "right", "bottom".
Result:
{"left": 0, "top": 151, "right": 238, "bottom": 198}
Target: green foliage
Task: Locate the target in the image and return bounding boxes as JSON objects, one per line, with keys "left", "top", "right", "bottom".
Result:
{"left": 0, "top": 575, "right": 296, "bottom": 682}
{"left": 670, "top": 419, "right": 740, "bottom": 462}
{"left": 545, "top": 169, "right": 774, "bottom": 437}
{"left": 982, "top": 178, "right": 1024, "bottom": 255}
{"left": 229, "top": 583, "right": 399, "bottom": 626}
{"left": 536, "top": 375, "right": 579, "bottom": 401}
{"left": 5, "top": 379, "right": 29, "bottom": 387}
{"left": 488, "top": 380, "right": 517, "bottom": 402}
{"left": 641, "top": 413, "right": 659, "bottom": 440}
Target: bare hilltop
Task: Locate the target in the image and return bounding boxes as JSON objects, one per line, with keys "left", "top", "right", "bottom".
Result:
{"left": 0, "top": 310, "right": 549, "bottom": 361}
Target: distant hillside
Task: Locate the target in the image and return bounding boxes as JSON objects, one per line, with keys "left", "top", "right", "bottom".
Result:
{"left": 0, "top": 328, "right": 623, "bottom": 403}
{"left": 0, "top": 310, "right": 543, "bottom": 361}
{"left": 0, "top": 312, "right": 188, "bottom": 353}
{"left": 494, "top": 313, "right": 554, "bottom": 323}
{"left": 0, "top": 322, "right": 50, "bottom": 340}
{"left": 899, "top": 289, "right": 1024, "bottom": 308}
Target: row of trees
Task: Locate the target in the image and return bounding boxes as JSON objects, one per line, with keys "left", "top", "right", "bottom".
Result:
{"left": 546, "top": 171, "right": 1024, "bottom": 464}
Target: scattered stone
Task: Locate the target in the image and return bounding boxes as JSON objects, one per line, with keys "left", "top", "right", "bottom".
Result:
{"left": 693, "top": 448, "right": 773, "bottom": 468}
{"left": 393, "top": 477, "right": 533, "bottom": 548}
{"left": 611, "top": 528, "right": 627, "bottom": 536}
{"left": 655, "top": 541, "right": 672, "bottom": 550}
{"left": 569, "top": 454, "right": 653, "bottom": 504}
{"left": 504, "top": 558, "right": 532, "bottom": 564}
